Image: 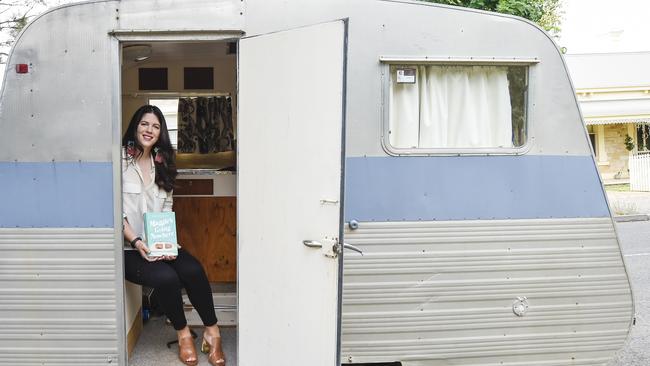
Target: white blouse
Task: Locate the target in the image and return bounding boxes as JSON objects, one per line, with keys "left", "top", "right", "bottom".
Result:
{"left": 121, "top": 152, "right": 173, "bottom": 250}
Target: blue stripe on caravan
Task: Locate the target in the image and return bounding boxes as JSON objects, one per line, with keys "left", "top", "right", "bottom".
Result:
{"left": 0, "top": 162, "right": 113, "bottom": 228}
{"left": 344, "top": 155, "right": 610, "bottom": 222}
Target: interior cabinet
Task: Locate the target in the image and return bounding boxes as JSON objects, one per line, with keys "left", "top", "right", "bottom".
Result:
{"left": 173, "top": 176, "right": 236, "bottom": 283}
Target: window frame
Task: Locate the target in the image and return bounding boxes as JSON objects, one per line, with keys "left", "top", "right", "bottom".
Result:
{"left": 380, "top": 57, "right": 537, "bottom": 156}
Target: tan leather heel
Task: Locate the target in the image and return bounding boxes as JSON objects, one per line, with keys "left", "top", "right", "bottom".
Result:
{"left": 201, "top": 333, "right": 226, "bottom": 365}
{"left": 178, "top": 335, "right": 198, "bottom": 366}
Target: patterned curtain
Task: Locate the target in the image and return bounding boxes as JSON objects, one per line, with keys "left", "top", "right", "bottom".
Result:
{"left": 177, "top": 96, "right": 234, "bottom": 153}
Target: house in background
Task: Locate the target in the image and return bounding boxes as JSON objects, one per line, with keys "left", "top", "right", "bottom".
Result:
{"left": 565, "top": 51, "right": 650, "bottom": 184}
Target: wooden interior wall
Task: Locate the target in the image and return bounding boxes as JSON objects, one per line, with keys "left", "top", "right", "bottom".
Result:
{"left": 174, "top": 197, "right": 237, "bottom": 282}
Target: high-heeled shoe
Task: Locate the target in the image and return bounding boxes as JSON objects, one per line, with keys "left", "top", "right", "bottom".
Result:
{"left": 178, "top": 335, "right": 198, "bottom": 366}
{"left": 201, "top": 332, "right": 226, "bottom": 365}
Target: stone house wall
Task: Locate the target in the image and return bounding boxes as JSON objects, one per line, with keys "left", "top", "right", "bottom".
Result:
{"left": 596, "top": 124, "right": 631, "bottom": 180}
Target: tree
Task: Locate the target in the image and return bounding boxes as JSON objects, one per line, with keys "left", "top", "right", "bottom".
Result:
{"left": 0, "top": 0, "right": 47, "bottom": 63}
{"left": 422, "top": 0, "right": 562, "bottom": 35}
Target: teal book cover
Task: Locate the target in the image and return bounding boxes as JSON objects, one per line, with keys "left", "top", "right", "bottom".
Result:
{"left": 143, "top": 212, "right": 179, "bottom": 257}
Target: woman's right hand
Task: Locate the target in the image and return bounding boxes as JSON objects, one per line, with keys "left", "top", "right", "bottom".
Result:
{"left": 134, "top": 240, "right": 160, "bottom": 262}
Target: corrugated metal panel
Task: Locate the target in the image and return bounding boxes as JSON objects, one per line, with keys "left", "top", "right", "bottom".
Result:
{"left": 0, "top": 228, "right": 119, "bottom": 365}
{"left": 341, "top": 218, "right": 633, "bottom": 365}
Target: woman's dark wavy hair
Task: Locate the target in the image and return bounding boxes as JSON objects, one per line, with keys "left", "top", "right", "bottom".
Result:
{"left": 122, "top": 105, "right": 177, "bottom": 192}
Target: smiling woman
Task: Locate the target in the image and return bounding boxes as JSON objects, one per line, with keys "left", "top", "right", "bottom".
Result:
{"left": 121, "top": 105, "right": 227, "bottom": 366}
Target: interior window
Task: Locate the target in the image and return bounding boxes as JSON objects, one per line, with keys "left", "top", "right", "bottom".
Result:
{"left": 149, "top": 98, "right": 179, "bottom": 149}
{"left": 388, "top": 64, "right": 528, "bottom": 150}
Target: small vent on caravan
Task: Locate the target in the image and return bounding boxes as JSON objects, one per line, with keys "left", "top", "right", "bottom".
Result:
{"left": 139, "top": 68, "right": 169, "bottom": 90}
{"left": 184, "top": 67, "right": 214, "bottom": 90}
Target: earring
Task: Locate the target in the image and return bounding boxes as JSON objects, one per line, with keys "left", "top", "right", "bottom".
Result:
{"left": 126, "top": 141, "right": 136, "bottom": 158}
{"left": 154, "top": 147, "right": 164, "bottom": 163}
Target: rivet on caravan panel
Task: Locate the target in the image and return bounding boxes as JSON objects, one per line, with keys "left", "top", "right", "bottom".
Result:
{"left": 348, "top": 220, "right": 359, "bottom": 230}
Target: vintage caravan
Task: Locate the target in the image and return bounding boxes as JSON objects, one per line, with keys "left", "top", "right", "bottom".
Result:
{"left": 0, "top": 0, "right": 634, "bottom": 365}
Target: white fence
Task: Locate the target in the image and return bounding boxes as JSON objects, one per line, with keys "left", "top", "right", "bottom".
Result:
{"left": 629, "top": 152, "right": 650, "bottom": 191}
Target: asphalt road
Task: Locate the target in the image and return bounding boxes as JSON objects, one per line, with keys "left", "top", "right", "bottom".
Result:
{"left": 606, "top": 220, "right": 650, "bottom": 366}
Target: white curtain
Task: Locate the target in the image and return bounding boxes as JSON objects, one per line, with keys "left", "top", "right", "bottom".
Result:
{"left": 389, "top": 65, "right": 513, "bottom": 149}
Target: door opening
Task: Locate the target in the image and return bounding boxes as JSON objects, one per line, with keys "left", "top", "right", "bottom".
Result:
{"left": 120, "top": 39, "right": 239, "bottom": 365}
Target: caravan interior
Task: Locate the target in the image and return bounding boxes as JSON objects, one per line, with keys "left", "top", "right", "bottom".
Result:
{"left": 121, "top": 40, "right": 239, "bottom": 363}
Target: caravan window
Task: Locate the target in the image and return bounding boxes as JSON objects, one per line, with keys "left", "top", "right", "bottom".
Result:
{"left": 387, "top": 64, "right": 528, "bottom": 152}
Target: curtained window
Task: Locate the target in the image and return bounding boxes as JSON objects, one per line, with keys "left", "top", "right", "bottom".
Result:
{"left": 148, "top": 97, "right": 235, "bottom": 154}
{"left": 177, "top": 96, "right": 235, "bottom": 154}
{"left": 388, "top": 64, "right": 527, "bottom": 150}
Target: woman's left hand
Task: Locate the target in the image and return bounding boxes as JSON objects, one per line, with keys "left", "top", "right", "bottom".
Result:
{"left": 161, "top": 254, "right": 177, "bottom": 261}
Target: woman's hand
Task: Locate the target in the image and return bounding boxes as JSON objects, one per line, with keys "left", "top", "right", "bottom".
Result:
{"left": 161, "top": 255, "right": 177, "bottom": 261}
{"left": 159, "top": 243, "right": 179, "bottom": 261}
{"left": 133, "top": 240, "right": 161, "bottom": 262}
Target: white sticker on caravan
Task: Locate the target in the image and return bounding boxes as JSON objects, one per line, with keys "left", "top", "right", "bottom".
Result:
{"left": 396, "top": 68, "right": 416, "bottom": 83}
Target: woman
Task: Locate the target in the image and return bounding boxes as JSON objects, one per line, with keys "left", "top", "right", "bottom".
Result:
{"left": 121, "top": 105, "right": 226, "bottom": 366}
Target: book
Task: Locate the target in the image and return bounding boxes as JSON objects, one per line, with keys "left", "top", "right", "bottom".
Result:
{"left": 143, "top": 212, "right": 179, "bottom": 257}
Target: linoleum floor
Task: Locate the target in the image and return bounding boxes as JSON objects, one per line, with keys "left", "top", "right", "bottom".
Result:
{"left": 129, "top": 316, "right": 237, "bottom": 366}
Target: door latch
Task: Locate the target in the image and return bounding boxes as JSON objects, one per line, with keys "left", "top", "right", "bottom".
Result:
{"left": 303, "top": 238, "right": 338, "bottom": 258}
{"left": 303, "top": 238, "right": 364, "bottom": 258}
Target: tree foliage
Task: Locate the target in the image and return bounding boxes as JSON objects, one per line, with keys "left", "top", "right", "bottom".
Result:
{"left": 423, "top": 0, "right": 562, "bottom": 35}
{"left": 0, "top": 0, "right": 46, "bottom": 62}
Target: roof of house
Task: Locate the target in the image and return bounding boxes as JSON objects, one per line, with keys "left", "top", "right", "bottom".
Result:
{"left": 565, "top": 52, "right": 650, "bottom": 90}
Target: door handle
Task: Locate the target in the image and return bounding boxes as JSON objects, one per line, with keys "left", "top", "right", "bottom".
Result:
{"left": 342, "top": 243, "right": 363, "bottom": 255}
{"left": 303, "top": 239, "right": 337, "bottom": 258}
{"left": 302, "top": 240, "right": 322, "bottom": 248}
{"left": 303, "top": 239, "right": 363, "bottom": 257}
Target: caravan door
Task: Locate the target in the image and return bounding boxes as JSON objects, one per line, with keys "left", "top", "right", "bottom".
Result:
{"left": 238, "top": 20, "right": 346, "bottom": 365}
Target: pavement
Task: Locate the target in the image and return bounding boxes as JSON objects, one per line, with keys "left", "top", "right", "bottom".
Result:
{"left": 605, "top": 220, "right": 650, "bottom": 366}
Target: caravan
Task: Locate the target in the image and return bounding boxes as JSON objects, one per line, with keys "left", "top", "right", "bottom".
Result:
{"left": 0, "top": 0, "right": 634, "bottom": 365}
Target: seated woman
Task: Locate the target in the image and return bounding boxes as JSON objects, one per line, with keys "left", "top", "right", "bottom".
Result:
{"left": 121, "top": 105, "right": 226, "bottom": 366}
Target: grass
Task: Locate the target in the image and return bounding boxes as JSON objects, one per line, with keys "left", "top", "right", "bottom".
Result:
{"left": 611, "top": 201, "right": 638, "bottom": 215}
{"left": 605, "top": 184, "right": 630, "bottom": 192}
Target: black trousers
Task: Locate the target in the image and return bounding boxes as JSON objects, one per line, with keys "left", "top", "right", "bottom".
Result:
{"left": 124, "top": 249, "right": 218, "bottom": 330}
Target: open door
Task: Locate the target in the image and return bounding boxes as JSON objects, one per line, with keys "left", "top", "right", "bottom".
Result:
{"left": 238, "top": 20, "right": 346, "bottom": 365}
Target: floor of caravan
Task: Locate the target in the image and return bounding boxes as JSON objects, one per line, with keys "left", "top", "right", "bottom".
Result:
{"left": 129, "top": 317, "right": 237, "bottom": 366}
{"left": 130, "top": 284, "right": 237, "bottom": 365}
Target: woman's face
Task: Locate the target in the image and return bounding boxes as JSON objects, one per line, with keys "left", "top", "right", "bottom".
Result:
{"left": 136, "top": 112, "right": 161, "bottom": 150}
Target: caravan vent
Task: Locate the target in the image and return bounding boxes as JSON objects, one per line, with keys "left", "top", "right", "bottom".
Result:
{"left": 139, "top": 68, "right": 168, "bottom": 90}
{"left": 184, "top": 67, "right": 214, "bottom": 90}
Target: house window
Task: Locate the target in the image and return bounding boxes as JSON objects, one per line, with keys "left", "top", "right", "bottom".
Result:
{"left": 149, "top": 98, "right": 179, "bottom": 149}
{"left": 587, "top": 125, "right": 597, "bottom": 157}
{"left": 637, "top": 123, "right": 650, "bottom": 151}
{"left": 387, "top": 64, "right": 528, "bottom": 152}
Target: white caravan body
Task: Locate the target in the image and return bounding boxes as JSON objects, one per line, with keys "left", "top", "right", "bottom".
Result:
{"left": 0, "top": 0, "right": 633, "bottom": 365}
